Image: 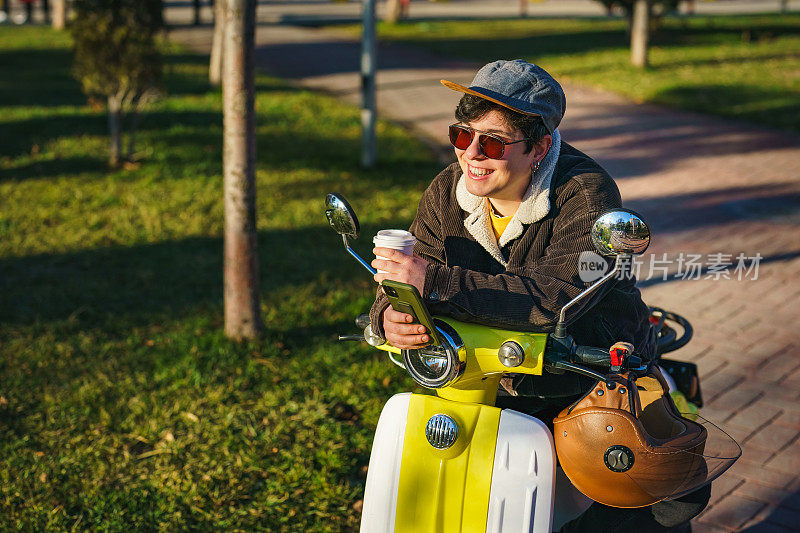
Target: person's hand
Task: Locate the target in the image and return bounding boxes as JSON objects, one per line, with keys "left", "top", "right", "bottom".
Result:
{"left": 382, "top": 305, "right": 430, "bottom": 350}
{"left": 372, "top": 247, "right": 428, "bottom": 294}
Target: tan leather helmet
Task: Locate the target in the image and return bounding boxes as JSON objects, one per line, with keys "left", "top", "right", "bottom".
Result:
{"left": 553, "top": 367, "right": 726, "bottom": 508}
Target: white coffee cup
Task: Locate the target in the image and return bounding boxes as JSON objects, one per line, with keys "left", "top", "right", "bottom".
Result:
{"left": 373, "top": 229, "right": 417, "bottom": 273}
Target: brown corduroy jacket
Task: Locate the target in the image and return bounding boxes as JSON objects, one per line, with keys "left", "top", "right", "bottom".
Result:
{"left": 370, "top": 141, "right": 654, "bottom": 398}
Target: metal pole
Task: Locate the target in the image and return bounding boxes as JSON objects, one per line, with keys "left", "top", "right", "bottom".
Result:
{"left": 361, "top": 0, "right": 377, "bottom": 168}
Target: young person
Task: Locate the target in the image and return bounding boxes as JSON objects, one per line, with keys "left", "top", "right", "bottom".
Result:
{"left": 369, "top": 59, "right": 708, "bottom": 532}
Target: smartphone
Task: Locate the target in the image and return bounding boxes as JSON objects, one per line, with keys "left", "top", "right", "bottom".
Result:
{"left": 381, "top": 279, "right": 442, "bottom": 346}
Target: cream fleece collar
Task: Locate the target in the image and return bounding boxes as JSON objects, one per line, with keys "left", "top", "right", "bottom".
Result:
{"left": 455, "top": 129, "right": 561, "bottom": 267}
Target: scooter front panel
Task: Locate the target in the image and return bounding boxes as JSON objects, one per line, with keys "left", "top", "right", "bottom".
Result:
{"left": 395, "top": 394, "right": 502, "bottom": 533}
{"left": 360, "top": 393, "right": 412, "bottom": 533}
{"left": 486, "top": 410, "right": 556, "bottom": 533}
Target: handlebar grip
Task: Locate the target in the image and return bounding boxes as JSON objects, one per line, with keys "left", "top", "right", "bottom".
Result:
{"left": 574, "top": 346, "right": 612, "bottom": 367}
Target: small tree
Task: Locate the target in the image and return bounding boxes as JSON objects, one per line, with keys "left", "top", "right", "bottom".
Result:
{"left": 596, "top": 0, "right": 678, "bottom": 67}
{"left": 70, "top": 0, "right": 163, "bottom": 167}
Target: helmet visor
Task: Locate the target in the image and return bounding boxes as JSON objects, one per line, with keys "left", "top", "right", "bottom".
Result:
{"left": 620, "top": 413, "right": 741, "bottom": 503}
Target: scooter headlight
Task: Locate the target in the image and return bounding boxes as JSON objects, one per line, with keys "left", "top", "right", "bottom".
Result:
{"left": 402, "top": 322, "right": 465, "bottom": 389}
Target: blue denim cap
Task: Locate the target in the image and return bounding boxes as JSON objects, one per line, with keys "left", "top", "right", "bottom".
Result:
{"left": 441, "top": 59, "right": 566, "bottom": 134}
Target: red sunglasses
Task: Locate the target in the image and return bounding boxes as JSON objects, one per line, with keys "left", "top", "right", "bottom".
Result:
{"left": 448, "top": 124, "right": 530, "bottom": 159}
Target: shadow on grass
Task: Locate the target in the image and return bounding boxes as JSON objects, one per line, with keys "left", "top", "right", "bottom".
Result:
{"left": 653, "top": 51, "right": 800, "bottom": 71}
{"left": 0, "top": 48, "right": 84, "bottom": 109}
{"left": 0, "top": 220, "right": 408, "bottom": 328}
{"left": 369, "top": 17, "right": 799, "bottom": 65}
{"left": 651, "top": 84, "right": 800, "bottom": 133}
{"left": 0, "top": 102, "right": 436, "bottom": 184}
{"left": 0, "top": 111, "right": 106, "bottom": 159}
{"left": 0, "top": 156, "right": 109, "bottom": 182}
{"left": 0, "top": 45, "right": 222, "bottom": 107}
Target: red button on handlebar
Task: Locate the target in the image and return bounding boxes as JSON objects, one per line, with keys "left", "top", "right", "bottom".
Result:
{"left": 610, "top": 348, "right": 624, "bottom": 367}
{"left": 609, "top": 342, "right": 634, "bottom": 369}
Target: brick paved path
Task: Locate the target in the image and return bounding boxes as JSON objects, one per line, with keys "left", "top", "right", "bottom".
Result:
{"left": 170, "top": 13, "right": 800, "bottom": 532}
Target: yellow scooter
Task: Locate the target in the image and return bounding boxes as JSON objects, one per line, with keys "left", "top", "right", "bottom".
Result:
{"left": 324, "top": 193, "right": 737, "bottom": 533}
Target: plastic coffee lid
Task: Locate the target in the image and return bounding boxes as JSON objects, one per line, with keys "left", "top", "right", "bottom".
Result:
{"left": 374, "top": 229, "right": 416, "bottom": 244}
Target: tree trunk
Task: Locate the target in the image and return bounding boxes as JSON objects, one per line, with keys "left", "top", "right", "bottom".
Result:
{"left": 780, "top": 0, "right": 788, "bottom": 13}
{"left": 108, "top": 94, "right": 122, "bottom": 167}
{"left": 384, "top": 0, "right": 401, "bottom": 24}
{"left": 519, "top": 0, "right": 527, "bottom": 18}
{"left": 210, "top": 0, "right": 225, "bottom": 86}
{"left": 193, "top": 0, "right": 202, "bottom": 24}
{"left": 631, "top": 0, "right": 650, "bottom": 68}
{"left": 51, "top": 0, "right": 67, "bottom": 29}
{"left": 222, "top": 0, "right": 262, "bottom": 340}
{"left": 126, "top": 96, "right": 141, "bottom": 160}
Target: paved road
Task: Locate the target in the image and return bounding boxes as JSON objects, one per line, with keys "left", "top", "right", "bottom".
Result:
{"left": 170, "top": 4, "right": 800, "bottom": 531}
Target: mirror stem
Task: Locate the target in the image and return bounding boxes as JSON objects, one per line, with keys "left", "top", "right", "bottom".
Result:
{"left": 553, "top": 254, "right": 629, "bottom": 339}
{"left": 343, "top": 235, "right": 377, "bottom": 276}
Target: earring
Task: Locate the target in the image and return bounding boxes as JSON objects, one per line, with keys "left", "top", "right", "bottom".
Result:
{"left": 531, "top": 160, "right": 541, "bottom": 174}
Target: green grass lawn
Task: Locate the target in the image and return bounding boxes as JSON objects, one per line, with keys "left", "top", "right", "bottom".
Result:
{"left": 343, "top": 13, "right": 800, "bottom": 133}
{"left": 0, "top": 25, "right": 440, "bottom": 530}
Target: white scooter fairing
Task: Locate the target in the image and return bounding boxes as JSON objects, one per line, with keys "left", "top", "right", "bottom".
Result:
{"left": 360, "top": 393, "right": 593, "bottom": 533}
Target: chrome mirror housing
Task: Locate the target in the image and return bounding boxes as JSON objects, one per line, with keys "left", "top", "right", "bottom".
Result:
{"left": 325, "top": 192, "right": 376, "bottom": 275}
{"left": 591, "top": 209, "right": 650, "bottom": 256}
{"left": 553, "top": 209, "right": 650, "bottom": 339}
{"left": 325, "top": 193, "right": 360, "bottom": 239}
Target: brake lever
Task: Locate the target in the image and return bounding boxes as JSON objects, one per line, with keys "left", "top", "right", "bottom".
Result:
{"left": 338, "top": 334, "right": 365, "bottom": 342}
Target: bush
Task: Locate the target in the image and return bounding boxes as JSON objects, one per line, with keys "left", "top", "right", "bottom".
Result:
{"left": 70, "top": 0, "right": 164, "bottom": 167}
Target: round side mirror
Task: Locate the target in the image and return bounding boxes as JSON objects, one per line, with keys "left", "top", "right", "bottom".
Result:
{"left": 325, "top": 193, "right": 360, "bottom": 239}
{"left": 591, "top": 209, "right": 650, "bottom": 256}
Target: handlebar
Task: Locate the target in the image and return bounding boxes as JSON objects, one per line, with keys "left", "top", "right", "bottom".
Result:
{"left": 340, "top": 313, "right": 646, "bottom": 379}
{"left": 573, "top": 344, "right": 643, "bottom": 370}
{"left": 574, "top": 345, "right": 612, "bottom": 366}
